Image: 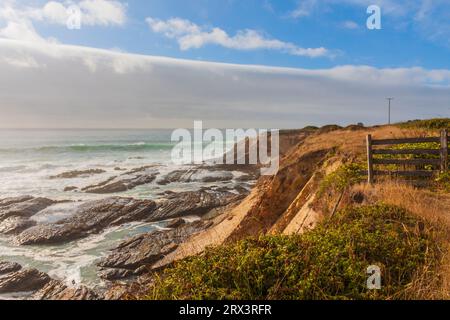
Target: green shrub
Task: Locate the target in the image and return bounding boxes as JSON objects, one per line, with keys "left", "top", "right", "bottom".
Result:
{"left": 398, "top": 118, "right": 450, "bottom": 130}
{"left": 144, "top": 204, "right": 441, "bottom": 300}
{"left": 317, "top": 163, "right": 365, "bottom": 197}
{"left": 435, "top": 172, "right": 450, "bottom": 192}
{"left": 373, "top": 142, "right": 441, "bottom": 171}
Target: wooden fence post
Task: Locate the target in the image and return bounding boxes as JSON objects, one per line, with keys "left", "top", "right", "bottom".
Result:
{"left": 441, "top": 129, "right": 448, "bottom": 172}
{"left": 367, "top": 134, "right": 374, "bottom": 184}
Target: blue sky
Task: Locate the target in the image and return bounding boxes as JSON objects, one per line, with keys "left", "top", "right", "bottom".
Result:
{"left": 20, "top": 0, "right": 450, "bottom": 69}
{"left": 0, "top": 0, "right": 449, "bottom": 128}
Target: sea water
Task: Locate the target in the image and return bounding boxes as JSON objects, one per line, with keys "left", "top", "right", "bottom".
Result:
{"left": 0, "top": 129, "right": 236, "bottom": 293}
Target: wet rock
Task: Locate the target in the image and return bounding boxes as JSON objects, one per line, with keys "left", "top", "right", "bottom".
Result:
{"left": 166, "top": 218, "right": 185, "bottom": 229}
{"left": 0, "top": 196, "right": 34, "bottom": 207}
{"left": 0, "top": 268, "right": 51, "bottom": 293}
{"left": 156, "top": 169, "right": 233, "bottom": 185}
{"left": 0, "top": 216, "right": 36, "bottom": 235}
{"left": 32, "top": 280, "right": 101, "bottom": 300}
{"left": 148, "top": 190, "right": 243, "bottom": 222}
{"left": 98, "top": 220, "right": 213, "bottom": 279}
{"left": 0, "top": 261, "right": 101, "bottom": 300}
{"left": 50, "top": 169, "right": 106, "bottom": 179}
{"left": 82, "top": 167, "right": 158, "bottom": 194}
{"left": 235, "top": 174, "right": 257, "bottom": 182}
{"left": 64, "top": 186, "right": 78, "bottom": 192}
{"left": 0, "top": 261, "right": 22, "bottom": 275}
{"left": 0, "top": 197, "right": 55, "bottom": 222}
{"left": 98, "top": 268, "right": 134, "bottom": 281}
{"left": 15, "top": 197, "right": 157, "bottom": 245}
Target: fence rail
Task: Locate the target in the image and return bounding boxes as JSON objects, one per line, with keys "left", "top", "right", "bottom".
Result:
{"left": 366, "top": 129, "right": 449, "bottom": 184}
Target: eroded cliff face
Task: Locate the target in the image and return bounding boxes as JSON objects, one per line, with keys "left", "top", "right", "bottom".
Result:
{"left": 101, "top": 125, "right": 430, "bottom": 298}
{"left": 159, "top": 124, "right": 421, "bottom": 265}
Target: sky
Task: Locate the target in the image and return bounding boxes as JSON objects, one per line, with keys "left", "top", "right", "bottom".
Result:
{"left": 0, "top": 0, "right": 449, "bottom": 129}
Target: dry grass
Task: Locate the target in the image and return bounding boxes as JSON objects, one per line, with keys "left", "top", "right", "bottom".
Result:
{"left": 351, "top": 180, "right": 450, "bottom": 299}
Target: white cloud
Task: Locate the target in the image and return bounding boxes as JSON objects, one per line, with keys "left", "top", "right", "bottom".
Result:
{"left": 28, "top": 0, "right": 127, "bottom": 27}
{"left": 0, "top": 20, "right": 47, "bottom": 43}
{"left": 77, "top": 0, "right": 126, "bottom": 26}
{"left": 342, "top": 20, "right": 359, "bottom": 29}
{"left": 0, "top": 39, "right": 449, "bottom": 129}
{"left": 0, "top": 52, "right": 42, "bottom": 68}
{"left": 146, "top": 17, "right": 330, "bottom": 58}
{"left": 290, "top": 0, "right": 319, "bottom": 18}
{"left": 0, "top": 1, "right": 127, "bottom": 43}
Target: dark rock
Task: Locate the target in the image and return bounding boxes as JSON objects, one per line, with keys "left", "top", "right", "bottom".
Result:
{"left": 32, "top": 280, "right": 101, "bottom": 300}
{"left": 0, "top": 261, "right": 22, "bottom": 275}
{"left": 235, "top": 174, "right": 257, "bottom": 182}
{"left": 98, "top": 268, "right": 134, "bottom": 281}
{"left": 64, "top": 186, "right": 78, "bottom": 192}
{"left": 50, "top": 169, "right": 106, "bottom": 179}
{"left": 0, "top": 196, "right": 34, "bottom": 207}
{"left": 0, "top": 197, "right": 55, "bottom": 222}
{"left": 166, "top": 218, "right": 185, "bottom": 229}
{"left": 98, "top": 220, "right": 213, "bottom": 279}
{"left": 0, "top": 216, "right": 37, "bottom": 235}
{"left": 148, "top": 190, "right": 243, "bottom": 222}
{"left": 82, "top": 167, "right": 158, "bottom": 194}
{"left": 156, "top": 169, "right": 233, "bottom": 185}
{"left": 0, "top": 268, "right": 51, "bottom": 293}
{"left": 0, "top": 261, "right": 101, "bottom": 300}
{"left": 15, "top": 197, "right": 157, "bottom": 245}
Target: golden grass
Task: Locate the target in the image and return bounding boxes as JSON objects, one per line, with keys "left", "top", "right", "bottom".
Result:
{"left": 351, "top": 180, "right": 450, "bottom": 299}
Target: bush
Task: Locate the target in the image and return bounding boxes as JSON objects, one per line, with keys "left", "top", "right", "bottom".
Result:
{"left": 144, "top": 204, "right": 441, "bottom": 300}
{"left": 317, "top": 163, "right": 365, "bottom": 197}
{"left": 435, "top": 172, "right": 450, "bottom": 192}
{"left": 373, "top": 142, "right": 441, "bottom": 171}
{"left": 398, "top": 119, "right": 450, "bottom": 130}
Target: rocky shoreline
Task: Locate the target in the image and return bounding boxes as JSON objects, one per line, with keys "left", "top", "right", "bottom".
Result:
{"left": 0, "top": 163, "right": 256, "bottom": 300}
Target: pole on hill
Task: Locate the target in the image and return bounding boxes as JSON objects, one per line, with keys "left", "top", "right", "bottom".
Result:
{"left": 386, "top": 98, "right": 394, "bottom": 125}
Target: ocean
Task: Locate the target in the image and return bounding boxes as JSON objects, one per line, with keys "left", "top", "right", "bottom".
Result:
{"left": 0, "top": 129, "right": 240, "bottom": 295}
{"left": 0, "top": 129, "right": 177, "bottom": 200}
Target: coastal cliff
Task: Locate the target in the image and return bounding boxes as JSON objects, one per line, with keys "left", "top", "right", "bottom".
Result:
{"left": 106, "top": 120, "right": 450, "bottom": 300}
{"left": 1, "top": 120, "right": 449, "bottom": 300}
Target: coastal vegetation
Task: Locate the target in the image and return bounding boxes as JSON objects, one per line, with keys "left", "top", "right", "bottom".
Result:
{"left": 136, "top": 120, "right": 450, "bottom": 300}
{"left": 145, "top": 204, "right": 444, "bottom": 300}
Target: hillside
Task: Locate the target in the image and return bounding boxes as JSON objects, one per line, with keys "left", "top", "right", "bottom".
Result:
{"left": 108, "top": 120, "right": 450, "bottom": 300}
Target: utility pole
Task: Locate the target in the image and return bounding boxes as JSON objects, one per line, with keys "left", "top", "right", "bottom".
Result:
{"left": 386, "top": 98, "right": 394, "bottom": 125}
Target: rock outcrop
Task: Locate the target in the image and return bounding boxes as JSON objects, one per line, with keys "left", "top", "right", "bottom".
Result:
{"left": 14, "top": 189, "right": 241, "bottom": 246}
{"left": 0, "top": 197, "right": 55, "bottom": 222}
{"left": 0, "top": 265, "right": 51, "bottom": 293}
{"left": 148, "top": 190, "right": 244, "bottom": 222}
{"left": 50, "top": 169, "right": 106, "bottom": 179}
{"left": 0, "top": 261, "right": 99, "bottom": 300}
{"left": 0, "top": 216, "right": 37, "bottom": 235}
{"left": 15, "top": 197, "right": 157, "bottom": 245}
{"left": 98, "top": 220, "right": 213, "bottom": 280}
{"left": 82, "top": 167, "right": 159, "bottom": 194}
{"left": 32, "top": 280, "right": 101, "bottom": 300}
{"left": 0, "top": 261, "right": 22, "bottom": 275}
{"left": 156, "top": 168, "right": 234, "bottom": 185}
